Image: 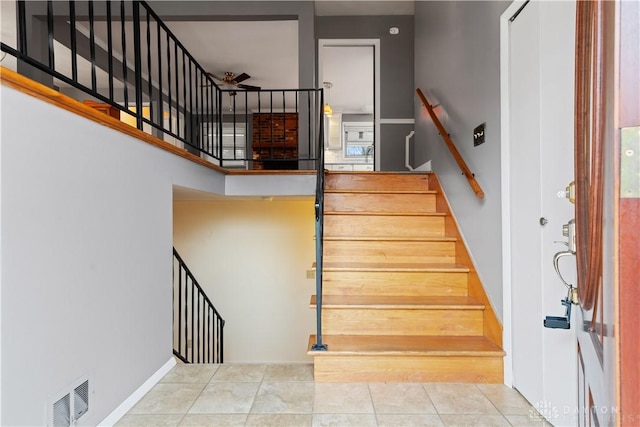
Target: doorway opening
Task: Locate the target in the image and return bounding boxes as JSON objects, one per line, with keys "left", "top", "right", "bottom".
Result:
{"left": 318, "top": 39, "right": 380, "bottom": 171}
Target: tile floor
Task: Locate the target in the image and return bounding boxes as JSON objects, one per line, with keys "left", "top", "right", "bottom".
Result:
{"left": 117, "top": 364, "right": 552, "bottom": 427}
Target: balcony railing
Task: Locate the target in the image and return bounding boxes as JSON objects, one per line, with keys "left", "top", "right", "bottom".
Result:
{"left": 0, "top": 0, "right": 323, "bottom": 169}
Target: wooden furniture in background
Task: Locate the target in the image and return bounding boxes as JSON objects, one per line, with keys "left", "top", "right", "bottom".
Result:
{"left": 252, "top": 112, "right": 298, "bottom": 170}
{"left": 82, "top": 100, "right": 120, "bottom": 120}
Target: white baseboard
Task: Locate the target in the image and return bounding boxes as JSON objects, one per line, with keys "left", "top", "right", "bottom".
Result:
{"left": 97, "top": 357, "right": 176, "bottom": 426}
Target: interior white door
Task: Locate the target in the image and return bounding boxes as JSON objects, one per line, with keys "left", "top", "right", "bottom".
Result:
{"left": 509, "top": 0, "right": 544, "bottom": 404}
{"left": 507, "top": 1, "right": 577, "bottom": 424}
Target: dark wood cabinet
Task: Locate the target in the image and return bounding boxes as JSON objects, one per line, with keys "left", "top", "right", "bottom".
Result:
{"left": 252, "top": 113, "right": 298, "bottom": 169}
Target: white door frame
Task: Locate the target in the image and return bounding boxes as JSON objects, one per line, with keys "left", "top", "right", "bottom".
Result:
{"left": 318, "top": 39, "right": 381, "bottom": 171}
{"left": 499, "top": 0, "right": 528, "bottom": 387}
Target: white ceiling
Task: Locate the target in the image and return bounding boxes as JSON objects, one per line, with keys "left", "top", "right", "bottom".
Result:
{"left": 166, "top": 20, "right": 299, "bottom": 91}
{"left": 322, "top": 46, "right": 374, "bottom": 114}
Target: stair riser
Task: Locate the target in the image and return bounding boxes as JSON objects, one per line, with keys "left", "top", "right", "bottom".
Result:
{"left": 325, "top": 193, "right": 436, "bottom": 214}
{"left": 322, "top": 271, "right": 468, "bottom": 296}
{"left": 321, "top": 309, "right": 483, "bottom": 336}
{"left": 313, "top": 355, "right": 503, "bottom": 383}
{"left": 326, "top": 173, "right": 430, "bottom": 192}
{"left": 323, "top": 241, "right": 456, "bottom": 264}
{"left": 324, "top": 215, "right": 445, "bottom": 238}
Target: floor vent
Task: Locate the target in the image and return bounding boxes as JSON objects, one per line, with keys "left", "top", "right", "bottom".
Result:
{"left": 50, "top": 377, "right": 90, "bottom": 426}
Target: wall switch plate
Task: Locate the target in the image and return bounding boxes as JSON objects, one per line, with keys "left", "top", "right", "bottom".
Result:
{"left": 473, "top": 123, "right": 486, "bottom": 146}
{"left": 306, "top": 269, "right": 315, "bottom": 279}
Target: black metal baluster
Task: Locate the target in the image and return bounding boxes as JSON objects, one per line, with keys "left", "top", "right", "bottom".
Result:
{"left": 132, "top": 1, "right": 142, "bottom": 129}
{"left": 146, "top": 10, "right": 153, "bottom": 127}
{"left": 174, "top": 42, "right": 179, "bottom": 137}
{"left": 206, "top": 77, "right": 211, "bottom": 155}
{"left": 232, "top": 94, "right": 237, "bottom": 160}
{"left": 191, "top": 280, "right": 194, "bottom": 362}
{"left": 105, "top": 1, "right": 113, "bottom": 101}
{"left": 188, "top": 60, "right": 194, "bottom": 146}
{"left": 88, "top": 0, "right": 97, "bottom": 91}
{"left": 182, "top": 51, "right": 187, "bottom": 141}
{"left": 166, "top": 34, "right": 172, "bottom": 136}
{"left": 17, "top": 0, "right": 27, "bottom": 56}
{"left": 220, "top": 317, "right": 224, "bottom": 363}
{"left": 46, "top": 1, "right": 54, "bottom": 69}
{"left": 178, "top": 261, "right": 182, "bottom": 357}
{"left": 184, "top": 269, "right": 189, "bottom": 361}
{"left": 196, "top": 292, "right": 200, "bottom": 363}
{"left": 270, "top": 91, "right": 274, "bottom": 159}
{"left": 120, "top": 1, "right": 128, "bottom": 109}
{"left": 69, "top": 1, "right": 78, "bottom": 82}
{"left": 282, "top": 91, "right": 286, "bottom": 159}
{"left": 244, "top": 91, "right": 248, "bottom": 161}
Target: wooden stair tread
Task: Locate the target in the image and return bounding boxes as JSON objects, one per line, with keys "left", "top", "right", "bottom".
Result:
{"left": 315, "top": 262, "right": 470, "bottom": 272}
{"left": 324, "top": 236, "right": 456, "bottom": 242}
{"left": 310, "top": 295, "right": 484, "bottom": 310}
{"left": 307, "top": 335, "right": 505, "bottom": 356}
{"left": 324, "top": 211, "right": 446, "bottom": 217}
{"left": 325, "top": 189, "right": 437, "bottom": 195}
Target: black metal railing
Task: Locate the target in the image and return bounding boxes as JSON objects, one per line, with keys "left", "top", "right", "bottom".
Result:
{"left": 0, "top": 0, "right": 323, "bottom": 169}
{"left": 173, "top": 247, "right": 225, "bottom": 364}
{"left": 312, "top": 89, "right": 328, "bottom": 351}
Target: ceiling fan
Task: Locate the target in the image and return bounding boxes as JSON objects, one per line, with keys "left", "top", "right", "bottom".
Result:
{"left": 206, "top": 71, "right": 261, "bottom": 94}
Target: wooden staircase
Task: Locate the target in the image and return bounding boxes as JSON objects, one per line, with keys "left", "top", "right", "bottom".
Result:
{"left": 308, "top": 172, "right": 504, "bottom": 382}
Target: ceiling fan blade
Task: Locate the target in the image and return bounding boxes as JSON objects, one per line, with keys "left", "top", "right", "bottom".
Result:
{"left": 233, "top": 72, "right": 251, "bottom": 83}
{"left": 237, "top": 83, "right": 261, "bottom": 91}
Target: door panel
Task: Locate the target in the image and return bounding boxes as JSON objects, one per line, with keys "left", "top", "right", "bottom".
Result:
{"left": 508, "top": 2, "right": 577, "bottom": 424}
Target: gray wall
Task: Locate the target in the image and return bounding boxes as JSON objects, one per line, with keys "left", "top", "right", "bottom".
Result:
{"left": 1, "top": 86, "right": 225, "bottom": 425}
{"left": 316, "top": 15, "right": 414, "bottom": 171}
{"left": 414, "top": 1, "right": 509, "bottom": 319}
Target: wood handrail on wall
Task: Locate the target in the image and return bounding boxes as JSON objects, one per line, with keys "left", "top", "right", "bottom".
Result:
{"left": 416, "top": 88, "right": 484, "bottom": 199}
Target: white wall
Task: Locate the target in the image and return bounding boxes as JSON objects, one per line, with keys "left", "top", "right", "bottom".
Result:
{"left": 414, "top": 1, "right": 510, "bottom": 319}
{"left": 0, "top": 85, "right": 225, "bottom": 425}
{"left": 173, "top": 199, "right": 316, "bottom": 363}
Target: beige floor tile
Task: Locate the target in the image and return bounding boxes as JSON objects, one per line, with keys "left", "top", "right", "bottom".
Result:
{"left": 376, "top": 414, "right": 444, "bottom": 427}
{"left": 251, "top": 381, "right": 314, "bottom": 414}
{"left": 312, "top": 413, "right": 377, "bottom": 427}
{"left": 369, "top": 383, "right": 437, "bottom": 414}
{"left": 264, "top": 364, "right": 314, "bottom": 381}
{"left": 477, "top": 384, "right": 535, "bottom": 415}
{"left": 161, "top": 364, "right": 219, "bottom": 383}
{"left": 440, "top": 414, "right": 511, "bottom": 426}
{"left": 245, "top": 413, "right": 313, "bottom": 426}
{"left": 128, "top": 383, "right": 205, "bottom": 415}
{"left": 504, "top": 414, "right": 553, "bottom": 426}
{"left": 178, "top": 414, "right": 247, "bottom": 426}
{"left": 423, "top": 383, "right": 499, "bottom": 415}
{"left": 313, "top": 383, "right": 374, "bottom": 414}
{"left": 188, "top": 382, "right": 260, "bottom": 414}
{"left": 210, "top": 364, "right": 266, "bottom": 382}
{"left": 115, "top": 414, "right": 183, "bottom": 426}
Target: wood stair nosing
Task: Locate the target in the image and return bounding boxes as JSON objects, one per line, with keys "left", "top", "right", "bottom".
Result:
{"left": 323, "top": 236, "right": 457, "bottom": 242}
{"left": 325, "top": 189, "right": 437, "bottom": 195}
{"left": 309, "top": 295, "right": 485, "bottom": 311}
{"left": 319, "top": 261, "right": 470, "bottom": 273}
{"left": 307, "top": 334, "right": 505, "bottom": 357}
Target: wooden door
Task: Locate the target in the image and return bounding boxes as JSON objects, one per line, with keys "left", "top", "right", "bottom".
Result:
{"left": 574, "top": 0, "right": 639, "bottom": 425}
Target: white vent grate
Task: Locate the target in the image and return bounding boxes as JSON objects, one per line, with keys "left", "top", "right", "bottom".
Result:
{"left": 52, "top": 394, "right": 70, "bottom": 427}
{"left": 49, "top": 377, "right": 91, "bottom": 426}
{"left": 73, "top": 380, "right": 89, "bottom": 420}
